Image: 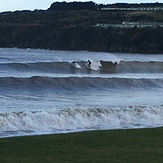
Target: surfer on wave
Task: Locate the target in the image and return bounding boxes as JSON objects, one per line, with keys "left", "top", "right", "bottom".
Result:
{"left": 86, "top": 60, "right": 91, "bottom": 69}
{"left": 72, "top": 61, "right": 76, "bottom": 65}
{"left": 72, "top": 61, "right": 81, "bottom": 69}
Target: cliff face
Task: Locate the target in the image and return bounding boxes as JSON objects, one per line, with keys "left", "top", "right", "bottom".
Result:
{"left": 0, "top": 9, "right": 163, "bottom": 54}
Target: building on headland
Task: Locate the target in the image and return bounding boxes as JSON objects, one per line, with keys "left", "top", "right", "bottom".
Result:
{"left": 100, "top": 7, "right": 163, "bottom": 11}
{"left": 95, "top": 22, "right": 163, "bottom": 28}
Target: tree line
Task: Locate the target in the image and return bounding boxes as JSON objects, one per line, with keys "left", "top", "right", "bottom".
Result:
{"left": 48, "top": 2, "right": 163, "bottom": 11}
{"left": 48, "top": 1, "right": 97, "bottom": 11}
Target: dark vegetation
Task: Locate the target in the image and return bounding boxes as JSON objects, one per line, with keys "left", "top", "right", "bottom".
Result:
{"left": 0, "top": 2, "right": 163, "bottom": 53}
{"left": 49, "top": 1, "right": 97, "bottom": 11}
{"left": 0, "top": 128, "right": 163, "bottom": 162}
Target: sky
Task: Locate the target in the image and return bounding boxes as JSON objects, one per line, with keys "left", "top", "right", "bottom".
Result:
{"left": 0, "top": 0, "right": 162, "bottom": 12}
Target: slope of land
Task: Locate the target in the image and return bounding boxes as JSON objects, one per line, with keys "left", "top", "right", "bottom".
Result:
{"left": 0, "top": 2, "right": 163, "bottom": 53}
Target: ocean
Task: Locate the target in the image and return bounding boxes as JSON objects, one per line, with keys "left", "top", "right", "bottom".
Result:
{"left": 0, "top": 48, "right": 163, "bottom": 138}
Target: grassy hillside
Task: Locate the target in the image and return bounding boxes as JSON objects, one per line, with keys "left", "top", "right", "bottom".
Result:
{"left": 0, "top": 6, "right": 163, "bottom": 53}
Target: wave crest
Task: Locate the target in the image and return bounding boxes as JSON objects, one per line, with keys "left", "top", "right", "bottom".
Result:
{"left": 0, "top": 106, "right": 163, "bottom": 137}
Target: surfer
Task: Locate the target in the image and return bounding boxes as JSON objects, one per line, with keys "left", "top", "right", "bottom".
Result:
{"left": 72, "top": 61, "right": 76, "bottom": 65}
{"left": 72, "top": 61, "right": 81, "bottom": 69}
{"left": 72, "top": 61, "right": 78, "bottom": 67}
{"left": 86, "top": 60, "right": 91, "bottom": 69}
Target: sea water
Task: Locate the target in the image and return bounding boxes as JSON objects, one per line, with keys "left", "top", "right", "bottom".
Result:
{"left": 0, "top": 48, "right": 163, "bottom": 137}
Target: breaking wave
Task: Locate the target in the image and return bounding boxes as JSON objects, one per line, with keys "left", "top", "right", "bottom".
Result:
{"left": 1, "top": 60, "right": 163, "bottom": 75}
{"left": 0, "top": 106, "right": 163, "bottom": 137}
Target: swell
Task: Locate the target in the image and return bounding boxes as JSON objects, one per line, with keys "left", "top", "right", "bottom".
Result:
{"left": 0, "top": 76, "right": 163, "bottom": 92}
{"left": 101, "top": 61, "right": 163, "bottom": 73}
{"left": 0, "top": 62, "right": 75, "bottom": 73}
{"left": 1, "top": 61, "right": 163, "bottom": 74}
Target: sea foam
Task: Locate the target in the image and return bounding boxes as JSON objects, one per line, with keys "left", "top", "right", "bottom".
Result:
{"left": 0, "top": 106, "right": 163, "bottom": 137}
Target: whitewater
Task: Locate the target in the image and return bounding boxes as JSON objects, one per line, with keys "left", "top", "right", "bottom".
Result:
{"left": 0, "top": 48, "right": 163, "bottom": 138}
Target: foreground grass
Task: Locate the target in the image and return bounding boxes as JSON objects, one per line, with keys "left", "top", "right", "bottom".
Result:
{"left": 0, "top": 128, "right": 163, "bottom": 163}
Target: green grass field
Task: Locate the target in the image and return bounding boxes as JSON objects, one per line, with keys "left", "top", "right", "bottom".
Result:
{"left": 0, "top": 127, "right": 163, "bottom": 163}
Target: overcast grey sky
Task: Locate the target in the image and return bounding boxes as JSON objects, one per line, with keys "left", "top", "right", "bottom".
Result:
{"left": 0, "top": 0, "right": 162, "bottom": 12}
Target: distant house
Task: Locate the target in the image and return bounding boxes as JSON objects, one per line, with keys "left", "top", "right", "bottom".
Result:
{"left": 100, "top": 7, "right": 163, "bottom": 11}
{"left": 95, "top": 22, "right": 163, "bottom": 28}
{"left": 122, "top": 22, "right": 163, "bottom": 28}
